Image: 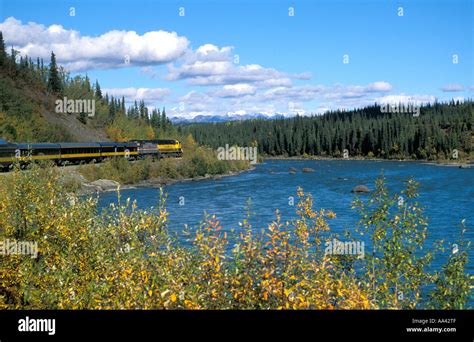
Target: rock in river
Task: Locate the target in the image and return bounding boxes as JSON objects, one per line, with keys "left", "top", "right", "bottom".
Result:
{"left": 302, "top": 167, "right": 315, "bottom": 173}
{"left": 89, "top": 179, "right": 120, "bottom": 191}
{"left": 351, "top": 185, "right": 370, "bottom": 193}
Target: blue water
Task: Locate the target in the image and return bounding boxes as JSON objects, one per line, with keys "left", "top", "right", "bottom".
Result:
{"left": 98, "top": 159, "right": 474, "bottom": 284}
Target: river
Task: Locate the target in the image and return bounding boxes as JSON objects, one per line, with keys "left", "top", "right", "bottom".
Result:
{"left": 98, "top": 159, "right": 474, "bottom": 282}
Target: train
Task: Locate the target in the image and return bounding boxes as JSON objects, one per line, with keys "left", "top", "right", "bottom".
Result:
{"left": 132, "top": 139, "right": 183, "bottom": 158}
{"left": 0, "top": 139, "right": 183, "bottom": 170}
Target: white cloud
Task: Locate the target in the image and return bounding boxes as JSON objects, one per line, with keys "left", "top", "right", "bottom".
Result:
{"left": 367, "top": 81, "right": 393, "bottom": 92}
{"left": 166, "top": 43, "right": 311, "bottom": 87}
{"left": 0, "top": 17, "right": 189, "bottom": 71}
{"left": 103, "top": 87, "right": 171, "bottom": 102}
{"left": 214, "top": 84, "right": 257, "bottom": 97}
{"left": 440, "top": 84, "right": 465, "bottom": 92}
{"left": 195, "top": 44, "right": 233, "bottom": 61}
{"left": 254, "top": 82, "right": 393, "bottom": 102}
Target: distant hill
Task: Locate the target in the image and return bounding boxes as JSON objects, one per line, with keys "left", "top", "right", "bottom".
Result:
{"left": 171, "top": 113, "right": 288, "bottom": 124}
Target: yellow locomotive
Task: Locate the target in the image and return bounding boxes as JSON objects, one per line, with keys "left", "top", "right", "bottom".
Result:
{"left": 133, "top": 139, "right": 183, "bottom": 158}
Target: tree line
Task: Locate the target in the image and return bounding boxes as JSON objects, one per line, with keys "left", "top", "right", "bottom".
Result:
{"left": 179, "top": 101, "right": 473, "bottom": 160}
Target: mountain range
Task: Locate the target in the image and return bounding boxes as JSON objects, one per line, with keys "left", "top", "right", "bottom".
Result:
{"left": 170, "top": 113, "right": 290, "bottom": 124}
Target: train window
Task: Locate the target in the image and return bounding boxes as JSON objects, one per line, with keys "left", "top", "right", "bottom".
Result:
{"left": 33, "top": 149, "right": 58, "bottom": 156}
{"left": 0, "top": 151, "right": 14, "bottom": 158}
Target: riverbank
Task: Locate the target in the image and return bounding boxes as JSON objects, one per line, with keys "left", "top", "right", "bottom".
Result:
{"left": 70, "top": 139, "right": 253, "bottom": 193}
{"left": 73, "top": 164, "right": 256, "bottom": 194}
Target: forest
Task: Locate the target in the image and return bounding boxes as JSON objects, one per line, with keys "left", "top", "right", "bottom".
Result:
{"left": 179, "top": 101, "right": 473, "bottom": 160}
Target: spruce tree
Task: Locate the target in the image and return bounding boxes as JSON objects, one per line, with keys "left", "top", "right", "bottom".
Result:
{"left": 0, "top": 31, "right": 6, "bottom": 65}
{"left": 94, "top": 80, "right": 103, "bottom": 99}
{"left": 161, "top": 107, "right": 167, "bottom": 130}
{"left": 47, "top": 52, "right": 62, "bottom": 93}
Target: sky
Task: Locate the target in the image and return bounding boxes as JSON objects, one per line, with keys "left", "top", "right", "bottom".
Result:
{"left": 0, "top": 0, "right": 473, "bottom": 118}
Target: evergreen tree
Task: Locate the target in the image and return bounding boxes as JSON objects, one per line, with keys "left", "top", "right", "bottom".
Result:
{"left": 151, "top": 108, "right": 160, "bottom": 130}
{"left": 47, "top": 52, "right": 62, "bottom": 93}
{"left": 108, "top": 96, "right": 116, "bottom": 122}
{"left": 0, "top": 31, "right": 6, "bottom": 65}
{"left": 95, "top": 80, "right": 102, "bottom": 99}
{"left": 161, "top": 107, "right": 167, "bottom": 129}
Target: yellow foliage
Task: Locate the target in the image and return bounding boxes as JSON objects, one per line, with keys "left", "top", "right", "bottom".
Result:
{"left": 3, "top": 164, "right": 446, "bottom": 310}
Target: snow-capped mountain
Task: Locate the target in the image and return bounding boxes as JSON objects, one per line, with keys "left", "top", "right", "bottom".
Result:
{"left": 171, "top": 113, "right": 290, "bottom": 124}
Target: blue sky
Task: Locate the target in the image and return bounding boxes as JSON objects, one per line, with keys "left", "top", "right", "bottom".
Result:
{"left": 1, "top": 0, "right": 472, "bottom": 117}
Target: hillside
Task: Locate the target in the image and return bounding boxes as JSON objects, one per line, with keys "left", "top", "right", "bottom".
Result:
{"left": 0, "top": 47, "right": 108, "bottom": 142}
{"left": 0, "top": 31, "right": 174, "bottom": 143}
